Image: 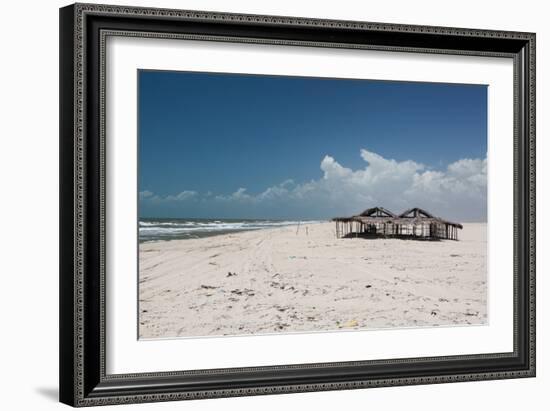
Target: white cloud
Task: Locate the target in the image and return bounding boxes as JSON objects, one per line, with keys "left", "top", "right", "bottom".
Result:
{"left": 165, "top": 190, "right": 198, "bottom": 201}
{"left": 139, "top": 190, "right": 153, "bottom": 199}
{"left": 140, "top": 149, "right": 487, "bottom": 221}
{"left": 215, "top": 187, "right": 252, "bottom": 202}
{"left": 140, "top": 190, "right": 197, "bottom": 203}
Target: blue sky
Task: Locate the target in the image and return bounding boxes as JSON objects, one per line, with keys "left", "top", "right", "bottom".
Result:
{"left": 139, "top": 70, "right": 487, "bottom": 221}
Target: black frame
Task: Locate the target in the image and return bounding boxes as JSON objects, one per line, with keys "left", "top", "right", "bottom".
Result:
{"left": 60, "top": 3, "right": 536, "bottom": 407}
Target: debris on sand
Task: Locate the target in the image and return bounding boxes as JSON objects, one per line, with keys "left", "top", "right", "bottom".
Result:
{"left": 200, "top": 285, "right": 217, "bottom": 290}
{"left": 231, "top": 288, "right": 255, "bottom": 297}
{"left": 340, "top": 319, "right": 359, "bottom": 328}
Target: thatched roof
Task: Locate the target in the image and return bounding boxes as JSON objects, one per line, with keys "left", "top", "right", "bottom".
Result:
{"left": 359, "top": 206, "right": 397, "bottom": 218}
{"left": 399, "top": 207, "right": 434, "bottom": 218}
{"left": 397, "top": 207, "right": 462, "bottom": 228}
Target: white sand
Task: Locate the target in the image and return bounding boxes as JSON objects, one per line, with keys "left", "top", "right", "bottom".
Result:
{"left": 139, "top": 222, "right": 487, "bottom": 339}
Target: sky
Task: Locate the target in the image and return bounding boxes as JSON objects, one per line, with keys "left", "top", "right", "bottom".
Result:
{"left": 138, "top": 70, "right": 487, "bottom": 222}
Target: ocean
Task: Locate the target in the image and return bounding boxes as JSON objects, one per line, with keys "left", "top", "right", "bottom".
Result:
{"left": 139, "top": 218, "right": 322, "bottom": 242}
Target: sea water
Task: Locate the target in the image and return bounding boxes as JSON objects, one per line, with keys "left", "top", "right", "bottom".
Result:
{"left": 139, "top": 218, "right": 318, "bottom": 242}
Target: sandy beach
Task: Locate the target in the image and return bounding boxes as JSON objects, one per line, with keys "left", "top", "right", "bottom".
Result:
{"left": 139, "top": 222, "right": 487, "bottom": 339}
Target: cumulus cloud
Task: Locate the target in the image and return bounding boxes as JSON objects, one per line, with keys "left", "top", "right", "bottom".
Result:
{"left": 215, "top": 187, "right": 252, "bottom": 202}
{"left": 140, "top": 149, "right": 487, "bottom": 221}
{"left": 165, "top": 190, "right": 198, "bottom": 201}
{"left": 139, "top": 190, "right": 154, "bottom": 199}
{"left": 139, "top": 190, "right": 197, "bottom": 203}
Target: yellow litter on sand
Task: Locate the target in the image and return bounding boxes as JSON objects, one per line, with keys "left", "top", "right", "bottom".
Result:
{"left": 341, "top": 320, "right": 359, "bottom": 328}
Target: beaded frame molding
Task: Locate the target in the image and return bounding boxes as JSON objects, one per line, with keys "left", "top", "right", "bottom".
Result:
{"left": 59, "top": 3, "right": 535, "bottom": 407}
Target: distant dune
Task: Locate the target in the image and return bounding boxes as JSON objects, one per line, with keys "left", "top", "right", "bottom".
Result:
{"left": 138, "top": 222, "right": 487, "bottom": 339}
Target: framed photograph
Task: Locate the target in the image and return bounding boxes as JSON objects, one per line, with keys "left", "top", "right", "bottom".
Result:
{"left": 59, "top": 3, "right": 536, "bottom": 407}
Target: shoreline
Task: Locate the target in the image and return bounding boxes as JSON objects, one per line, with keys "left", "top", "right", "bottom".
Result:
{"left": 139, "top": 222, "right": 487, "bottom": 339}
{"left": 139, "top": 219, "right": 487, "bottom": 244}
{"left": 139, "top": 220, "right": 328, "bottom": 244}
{"left": 138, "top": 219, "right": 326, "bottom": 243}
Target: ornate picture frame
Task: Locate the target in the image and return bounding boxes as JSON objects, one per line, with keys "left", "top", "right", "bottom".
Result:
{"left": 59, "top": 3, "right": 535, "bottom": 406}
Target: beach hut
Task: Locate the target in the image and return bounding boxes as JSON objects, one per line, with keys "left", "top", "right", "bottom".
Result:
{"left": 332, "top": 207, "right": 462, "bottom": 240}
{"left": 395, "top": 207, "right": 463, "bottom": 240}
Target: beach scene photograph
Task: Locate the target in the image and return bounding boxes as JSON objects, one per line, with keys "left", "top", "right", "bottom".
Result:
{"left": 138, "top": 70, "right": 488, "bottom": 339}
